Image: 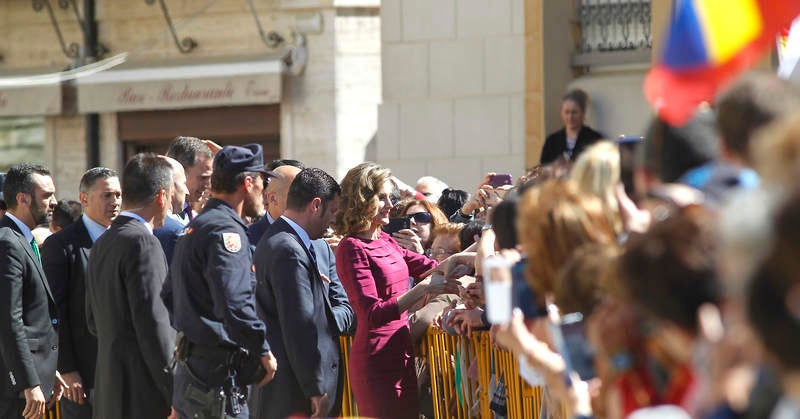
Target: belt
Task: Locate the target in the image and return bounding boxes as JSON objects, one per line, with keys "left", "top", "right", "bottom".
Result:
{"left": 180, "top": 337, "right": 236, "bottom": 363}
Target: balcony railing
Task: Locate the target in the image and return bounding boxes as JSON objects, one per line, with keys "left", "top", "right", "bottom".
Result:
{"left": 572, "top": 0, "right": 653, "bottom": 68}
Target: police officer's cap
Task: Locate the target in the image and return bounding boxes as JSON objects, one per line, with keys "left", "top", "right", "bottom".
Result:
{"left": 213, "top": 144, "right": 275, "bottom": 178}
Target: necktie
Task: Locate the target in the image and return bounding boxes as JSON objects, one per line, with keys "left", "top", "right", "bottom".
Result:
{"left": 30, "top": 238, "right": 41, "bottom": 264}
{"left": 308, "top": 244, "right": 317, "bottom": 266}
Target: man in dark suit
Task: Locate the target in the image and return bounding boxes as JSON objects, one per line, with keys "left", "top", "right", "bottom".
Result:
{"left": 0, "top": 163, "right": 63, "bottom": 418}
{"left": 85, "top": 154, "right": 176, "bottom": 419}
{"left": 154, "top": 156, "right": 190, "bottom": 264}
{"left": 247, "top": 163, "right": 303, "bottom": 246}
{"left": 247, "top": 159, "right": 305, "bottom": 246}
{"left": 40, "top": 167, "right": 121, "bottom": 419}
{"left": 253, "top": 168, "right": 354, "bottom": 418}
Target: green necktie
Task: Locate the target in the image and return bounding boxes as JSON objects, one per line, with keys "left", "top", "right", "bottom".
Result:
{"left": 30, "top": 238, "right": 41, "bottom": 264}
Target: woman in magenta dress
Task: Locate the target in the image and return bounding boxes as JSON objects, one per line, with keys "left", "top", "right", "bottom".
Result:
{"left": 334, "top": 162, "right": 457, "bottom": 418}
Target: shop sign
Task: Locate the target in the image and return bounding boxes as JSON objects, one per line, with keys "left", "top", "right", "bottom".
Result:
{"left": 0, "top": 85, "right": 62, "bottom": 116}
{"left": 78, "top": 72, "right": 281, "bottom": 113}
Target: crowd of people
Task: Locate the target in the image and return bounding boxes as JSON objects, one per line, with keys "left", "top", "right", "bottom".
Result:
{"left": 1, "top": 69, "right": 800, "bottom": 419}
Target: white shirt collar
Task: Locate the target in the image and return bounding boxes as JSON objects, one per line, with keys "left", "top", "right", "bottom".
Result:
{"left": 119, "top": 211, "right": 153, "bottom": 234}
{"left": 5, "top": 212, "right": 34, "bottom": 243}
{"left": 280, "top": 215, "right": 311, "bottom": 251}
{"left": 81, "top": 214, "right": 109, "bottom": 243}
{"left": 266, "top": 212, "right": 276, "bottom": 225}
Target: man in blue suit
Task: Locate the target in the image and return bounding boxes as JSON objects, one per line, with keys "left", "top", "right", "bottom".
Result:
{"left": 252, "top": 168, "right": 354, "bottom": 418}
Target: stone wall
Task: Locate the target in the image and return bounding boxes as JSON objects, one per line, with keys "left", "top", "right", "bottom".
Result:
{"left": 0, "top": 0, "right": 380, "bottom": 196}
{"left": 377, "top": 0, "right": 526, "bottom": 191}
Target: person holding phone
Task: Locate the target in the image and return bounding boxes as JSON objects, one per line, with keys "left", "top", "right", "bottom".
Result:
{"left": 540, "top": 88, "right": 604, "bottom": 164}
{"left": 389, "top": 198, "right": 448, "bottom": 255}
{"left": 333, "top": 162, "right": 461, "bottom": 418}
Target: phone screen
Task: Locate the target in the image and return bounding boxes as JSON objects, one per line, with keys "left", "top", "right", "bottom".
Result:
{"left": 511, "top": 259, "right": 544, "bottom": 319}
{"left": 382, "top": 217, "right": 410, "bottom": 235}
{"left": 489, "top": 173, "right": 513, "bottom": 188}
{"left": 550, "top": 312, "right": 596, "bottom": 381}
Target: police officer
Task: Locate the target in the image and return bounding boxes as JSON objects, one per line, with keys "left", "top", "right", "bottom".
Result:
{"left": 167, "top": 144, "right": 278, "bottom": 419}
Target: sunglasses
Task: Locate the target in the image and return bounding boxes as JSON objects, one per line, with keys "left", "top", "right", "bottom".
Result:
{"left": 406, "top": 211, "right": 432, "bottom": 223}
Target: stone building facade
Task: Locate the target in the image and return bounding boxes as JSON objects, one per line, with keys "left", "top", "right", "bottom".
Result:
{"left": 0, "top": 0, "right": 381, "bottom": 198}
{"left": 377, "top": 0, "right": 673, "bottom": 190}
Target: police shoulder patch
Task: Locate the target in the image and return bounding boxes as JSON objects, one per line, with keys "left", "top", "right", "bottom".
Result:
{"left": 222, "top": 232, "right": 242, "bottom": 253}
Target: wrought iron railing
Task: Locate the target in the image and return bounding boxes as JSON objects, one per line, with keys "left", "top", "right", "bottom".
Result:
{"left": 572, "top": 0, "right": 652, "bottom": 67}
{"left": 577, "top": 0, "right": 652, "bottom": 53}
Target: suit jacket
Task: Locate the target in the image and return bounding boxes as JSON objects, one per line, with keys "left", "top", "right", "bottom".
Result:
{"left": 40, "top": 218, "right": 97, "bottom": 389}
{"left": 252, "top": 217, "right": 353, "bottom": 418}
{"left": 153, "top": 214, "right": 185, "bottom": 264}
{"left": 539, "top": 125, "right": 604, "bottom": 164}
{"left": 85, "top": 215, "right": 175, "bottom": 419}
{"left": 0, "top": 215, "right": 59, "bottom": 402}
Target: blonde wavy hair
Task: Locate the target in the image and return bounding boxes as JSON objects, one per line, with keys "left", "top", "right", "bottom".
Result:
{"left": 517, "top": 179, "right": 617, "bottom": 299}
{"left": 571, "top": 141, "right": 623, "bottom": 234}
{"left": 334, "top": 162, "right": 393, "bottom": 236}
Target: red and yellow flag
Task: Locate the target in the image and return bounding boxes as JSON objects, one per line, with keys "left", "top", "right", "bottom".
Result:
{"left": 645, "top": 0, "right": 800, "bottom": 125}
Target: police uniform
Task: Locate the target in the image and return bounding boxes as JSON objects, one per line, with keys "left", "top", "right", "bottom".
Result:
{"left": 167, "top": 144, "right": 273, "bottom": 419}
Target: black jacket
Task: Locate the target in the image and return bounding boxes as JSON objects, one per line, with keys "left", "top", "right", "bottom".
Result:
{"left": 0, "top": 215, "right": 59, "bottom": 401}
{"left": 41, "top": 218, "right": 97, "bottom": 389}
{"left": 539, "top": 125, "right": 604, "bottom": 164}
{"left": 85, "top": 215, "right": 174, "bottom": 419}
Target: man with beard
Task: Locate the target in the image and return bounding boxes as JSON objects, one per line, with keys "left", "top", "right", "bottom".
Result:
{"left": 85, "top": 154, "right": 176, "bottom": 419}
{"left": 41, "top": 167, "right": 121, "bottom": 419}
{"left": 166, "top": 136, "right": 213, "bottom": 222}
{"left": 0, "top": 163, "right": 63, "bottom": 418}
{"left": 252, "top": 168, "right": 349, "bottom": 418}
{"left": 168, "top": 144, "right": 278, "bottom": 419}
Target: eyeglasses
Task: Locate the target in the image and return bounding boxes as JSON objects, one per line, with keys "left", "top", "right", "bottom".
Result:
{"left": 406, "top": 211, "right": 432, "bottom": 223}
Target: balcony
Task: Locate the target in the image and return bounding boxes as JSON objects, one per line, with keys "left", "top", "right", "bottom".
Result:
{"left": 572, "top": 0, "right": 653, "bottom": 68}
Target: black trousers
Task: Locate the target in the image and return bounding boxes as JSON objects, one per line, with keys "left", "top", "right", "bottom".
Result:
{"left": 0, "top": 397, "right": 26, "bottom": 418}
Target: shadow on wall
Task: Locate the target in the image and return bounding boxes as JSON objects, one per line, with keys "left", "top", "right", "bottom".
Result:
{"left": 568, "top": 70, "right": 652, "bottom": 139}
{"left": 364, "top": 132, "right": 377, "bottom": 162}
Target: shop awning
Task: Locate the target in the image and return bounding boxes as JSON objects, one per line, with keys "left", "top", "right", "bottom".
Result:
{"left": 76, "top": 57, "right": 283, "bottom": 113}
{"left": 0, "top": 69, "right": 62, "bottom": 116}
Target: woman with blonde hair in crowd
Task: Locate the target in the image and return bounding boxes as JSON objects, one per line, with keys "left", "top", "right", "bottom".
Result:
{"left": 516, "top": 179, "right": 617, "bottom": 300}
{"left": 334, "top": 162, "right": 460, "bottom": 418}
{"left": 571, "top": 140, "right": 624, "bottom": 235}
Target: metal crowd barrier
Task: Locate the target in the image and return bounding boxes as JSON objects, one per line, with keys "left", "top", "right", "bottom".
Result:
{"left": 45, "top": 329, "right": 546, "bottom": 419}
{"left": 338, "top": 329, "right": 547, "bottom": 419}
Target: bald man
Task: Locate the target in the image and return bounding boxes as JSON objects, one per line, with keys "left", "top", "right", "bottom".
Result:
{"left": 153, "top": 156, "right": 190, "bottom": 264}
{"left": 247, "top": 164, "right": 303, "bottom": 246}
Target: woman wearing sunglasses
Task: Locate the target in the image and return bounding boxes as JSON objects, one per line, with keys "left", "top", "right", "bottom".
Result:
{"left": 390, "top": 198, "right": 448, "bottom": 255}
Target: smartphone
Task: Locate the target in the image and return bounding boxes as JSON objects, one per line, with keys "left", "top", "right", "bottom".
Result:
{"left": 489, "top": 173, "right": 513, "bottom": 188}
{"left": 550, "top": 312, "right": 597, "bottom": 381}
{"left": 382, "top": 217, "right": 410, "bottom": 235}
{"left": 617, "top": 135, "right": 645, "bottom": 198}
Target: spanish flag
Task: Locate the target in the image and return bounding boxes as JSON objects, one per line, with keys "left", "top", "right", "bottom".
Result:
{"left": 645, "top": 0, "right": 800, "bottom": 125}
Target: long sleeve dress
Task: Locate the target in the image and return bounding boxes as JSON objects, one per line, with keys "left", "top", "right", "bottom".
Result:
{"left": 336, "top": 231, "right": 437, "bottom": 419}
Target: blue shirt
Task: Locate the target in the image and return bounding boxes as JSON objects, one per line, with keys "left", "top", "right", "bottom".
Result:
{"left": 119, "top": 211, "right": 153, "bottom": 234}
{"left": 81, "top": 214, "right": 108, "bottom": 243}
{"left": 280, "top": 215, "right": 312, "bottom": 251}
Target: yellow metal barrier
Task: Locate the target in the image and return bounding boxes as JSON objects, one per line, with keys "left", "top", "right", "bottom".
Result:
{"left": 48, "top": 329, "right": 547, "bottom": 419}
{"left": 338, "top": 329, "right": 546, "bottom": 418}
